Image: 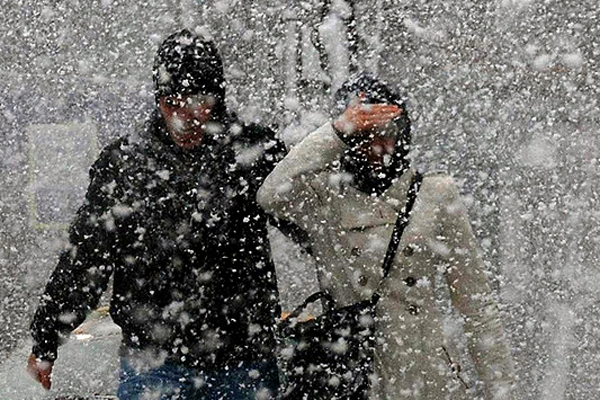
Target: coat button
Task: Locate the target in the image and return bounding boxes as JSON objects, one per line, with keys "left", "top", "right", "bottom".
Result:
{"left": 358, "top": 275, "right": 369, "bottom": 286}
{"left": 351, "top": 247, "right": 362, "bottom": 257}
{"left": 450, "top": 362, "right": 461, "bottom": 373}
{"left": 402, "top": 245, "right": 415, "bottom": 257}
{"left": 406, "top": 304, "right": 419, "bottom": 315}
{"left": 404, "top": 276, "right": 417, "bottom": 287}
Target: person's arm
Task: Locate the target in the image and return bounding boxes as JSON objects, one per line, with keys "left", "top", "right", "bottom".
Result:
{"left": 28, "top": 143, "right": 124, "bottom": 389}
{"left": 256, "top": 123, "right": 346, "bottom": 227}
{"left": 234, "top": 123, "right": 288, "bottom": 196}
{"left": 432, "top": 175, "right": 515, "bottom": 399}
{"left": 230, "top": 123, "right": 312, "bottom": 253}
{"left": 257, "top": 101, "right": 402, "bottom": 224}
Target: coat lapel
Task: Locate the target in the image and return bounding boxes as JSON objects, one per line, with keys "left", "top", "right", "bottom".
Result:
{"left": 379, "top": 168, "right": 416, "bottom": 213}
{"left": 336, "top": 168, "right": 416, "bottom": 230}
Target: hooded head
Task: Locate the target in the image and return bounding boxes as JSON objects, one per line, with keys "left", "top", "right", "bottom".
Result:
{"left": 333, "top": 72, "right": 412, "bottom": 195}
{"left": 153, "top": 29, "right": 225, "bottom": 103}
{"left": 152, "top": 29, "right": 227, "bottom": 150}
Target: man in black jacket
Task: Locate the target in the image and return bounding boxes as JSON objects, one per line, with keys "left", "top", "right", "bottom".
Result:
{"left": 27, "top": 29, "right": 285, "bottom": 400}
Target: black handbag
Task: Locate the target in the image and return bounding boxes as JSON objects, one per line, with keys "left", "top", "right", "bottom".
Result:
{"left": 278, "top": 172, "right": 423, "bottom": 400}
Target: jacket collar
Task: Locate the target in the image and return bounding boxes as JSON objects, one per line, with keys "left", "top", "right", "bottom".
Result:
{"left": 336, "top": 167, "right": 416, "bottom": 230}
{"left": 379, "top": 167, "right": 416, "bottom": 212}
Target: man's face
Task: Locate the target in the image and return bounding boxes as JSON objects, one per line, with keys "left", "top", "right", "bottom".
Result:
{"left": 158, "top": 93, "right": 216, "bottom": 150}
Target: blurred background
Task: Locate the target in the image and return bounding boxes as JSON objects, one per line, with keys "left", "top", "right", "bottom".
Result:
{"left": 0, "top": 0, "right": 598, "bottom": 398}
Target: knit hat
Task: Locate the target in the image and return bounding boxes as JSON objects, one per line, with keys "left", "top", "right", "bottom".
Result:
{"left": 152, "top": 29, "right": 225, "bottom": 101}
{"left": 331, "top": 72, "right": 406, "bottom": 117}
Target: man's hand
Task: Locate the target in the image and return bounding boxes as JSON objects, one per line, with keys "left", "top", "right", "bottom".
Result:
{"left": 27, "top": 353, "right": 53, "bottom": 390}
{"left": 333, "top": 99, "right": 402, "bottom": 137}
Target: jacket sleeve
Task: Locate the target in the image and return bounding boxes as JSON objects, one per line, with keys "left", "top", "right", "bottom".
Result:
{"left": 431, "top": 175, "right": 515, "bottom": 400}
{"left": 30, "top": 145, "right": 123, "bottom": 362}
{"left": 239, "top": 124, "right": 288, "bottom": 197}
{"left": 256, "top": 123, "right": 346, "bottom": 229}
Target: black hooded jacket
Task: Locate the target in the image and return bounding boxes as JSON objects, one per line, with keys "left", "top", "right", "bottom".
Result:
{"left": 30, "top": 109, "right": 287, "bottom": 369}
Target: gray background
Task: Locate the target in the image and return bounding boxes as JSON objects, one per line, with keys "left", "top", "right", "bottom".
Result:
{"left": 0, "top": 1, "right": 599, "bottom": 398}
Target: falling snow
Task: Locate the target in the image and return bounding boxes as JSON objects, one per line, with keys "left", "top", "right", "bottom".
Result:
{"left": 0, "top": 1, "right": 599, "bottom": 399}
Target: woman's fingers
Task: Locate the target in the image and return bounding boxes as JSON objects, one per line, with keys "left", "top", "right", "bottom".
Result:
{"left": 354, "top": 104, "right": 402, "bottom": 131}
{"left": 26, "top": 354, "right": 52, "bottom": 390}
{"left": 334, "top": 103, "right": 402, "bottom": 136}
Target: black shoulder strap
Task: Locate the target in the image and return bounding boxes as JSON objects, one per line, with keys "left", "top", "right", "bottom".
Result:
{"left": 381, "top": 171, "right": 423, "bottom": 279}
{"left": 372, "top": 171, "right": 423, "bottom": 303}
{"left": 284, "top": 291, "right": 335, "bottom": 324}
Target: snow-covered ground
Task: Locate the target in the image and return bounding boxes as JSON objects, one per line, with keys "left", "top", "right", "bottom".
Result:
{"left": 0, "top": 310, "right": 121, "bottom": 400}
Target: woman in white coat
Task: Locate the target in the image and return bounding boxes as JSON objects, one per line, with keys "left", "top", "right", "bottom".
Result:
{"left": 258, "top": 73, "right": 515, "bottom": 400}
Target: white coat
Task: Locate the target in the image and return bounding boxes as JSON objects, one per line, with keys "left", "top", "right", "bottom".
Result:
{"left": 257, "top": 123, "right": 515, "bottom": 400}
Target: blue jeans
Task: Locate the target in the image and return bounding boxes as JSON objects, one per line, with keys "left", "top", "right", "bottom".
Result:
{"left": 117, "top": 357, "right": 279, "bottom": 400}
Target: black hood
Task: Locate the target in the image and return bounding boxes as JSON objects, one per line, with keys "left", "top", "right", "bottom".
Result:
{"left": 334, "top": 72, "right": 412, "bottom": 196}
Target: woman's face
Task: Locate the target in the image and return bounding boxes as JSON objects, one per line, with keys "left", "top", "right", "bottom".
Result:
{"left": 158, "top": 93, "right": 216, "bottom": 150}
{"left": 357, "top": 134, "right": 397, "bottom": 170}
